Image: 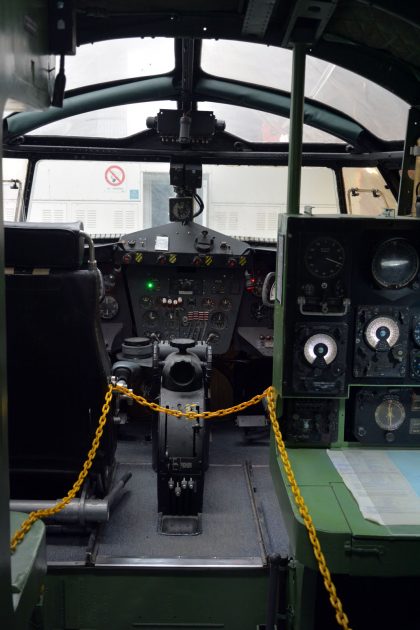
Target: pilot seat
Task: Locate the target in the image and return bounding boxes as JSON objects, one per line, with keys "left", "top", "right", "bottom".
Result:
{"left": 5, "top": 221, "right": 118, "bottom": 523}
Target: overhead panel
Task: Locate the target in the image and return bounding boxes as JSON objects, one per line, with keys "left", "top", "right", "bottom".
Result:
{"left": 282, "top": 0, "right": 338, "bottom": 46}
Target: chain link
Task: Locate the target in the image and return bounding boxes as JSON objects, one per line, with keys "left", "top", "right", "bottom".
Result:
{"left": 265, "top": 387, "right": 351, "bottom": 630}
{"left": 9, "top": 386, "right": 114, "bottom": 553}
{"left": 9, "top": 383, "right": 351, "bottom": 629}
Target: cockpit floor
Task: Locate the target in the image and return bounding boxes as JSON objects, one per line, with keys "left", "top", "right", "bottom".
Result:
{"left": 46, "top": 421, "right": 289, "bottom": 567}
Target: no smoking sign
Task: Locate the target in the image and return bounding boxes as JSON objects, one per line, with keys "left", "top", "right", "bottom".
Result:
{"left": 105, "top": 165, "right": 125, "bottom": 187}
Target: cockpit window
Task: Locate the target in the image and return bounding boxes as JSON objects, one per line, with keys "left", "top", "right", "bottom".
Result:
{"left": 28, "top": 160, "right": 339, "bottom": 239}
{"left": 2, "top": 158, "right": 28, "bottom": 221}
{"left": 343, "top": 167, "right": 397, "bottom": 216}
{"left": 63, "top": 38, "right": 174, "bottom": 91}
{"left": 198, "top": 102, "right": 343, "bottom": 143}
{"left": 28, "top": 102, "right": 176, "bottom": 137}
{"left": 202, "top": 40, "right": 409, "bottom": 141}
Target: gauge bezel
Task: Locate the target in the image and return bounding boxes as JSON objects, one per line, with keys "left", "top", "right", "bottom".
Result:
{"left": 304, "top": 237, "right": 345, "bottom": 280}
{"left": 371, "top": 238, "right": 419, "bottom": 289}
{"left": 99, "top": 294, "right": 119, "bottom": 320}
{"left": 374, "top": 398, "right": 406, "bottom": 431}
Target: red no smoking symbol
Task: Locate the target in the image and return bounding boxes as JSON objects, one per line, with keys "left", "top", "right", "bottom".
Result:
{"left": 105, "top": 165, "right": 125, "bottom": 187}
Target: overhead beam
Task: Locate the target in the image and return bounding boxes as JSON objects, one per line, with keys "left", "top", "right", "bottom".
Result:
{"left": 242, "top": 0, "right": 279, "bottom": 38}
{"left": 180, "top": 38, "right": 195, "bottom": 111}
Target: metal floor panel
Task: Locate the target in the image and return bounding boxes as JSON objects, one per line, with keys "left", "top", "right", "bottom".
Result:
{"left": 45, "top": 423, "right": 289, "bottom": 567}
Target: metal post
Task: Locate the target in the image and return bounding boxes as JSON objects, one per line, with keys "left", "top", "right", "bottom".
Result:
{"left": 287, "top": 44, "right": 307, "bottom": 215}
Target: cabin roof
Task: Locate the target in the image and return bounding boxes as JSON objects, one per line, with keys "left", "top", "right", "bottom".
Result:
{"left": 73, "top": 0, "right": 419, "bottom": 102}
{"left": 3, "top": 0, "right": 419, "bottom": 148}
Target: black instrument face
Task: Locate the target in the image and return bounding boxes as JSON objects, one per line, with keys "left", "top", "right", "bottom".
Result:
{"left": 372, "top": 238, "right": 419, "bottom": 289}
{"left": 304, "top": 237, "right": 345, "bottom": 280}
{"left": 100, "top": 295, "right": 119, "bottom": 320}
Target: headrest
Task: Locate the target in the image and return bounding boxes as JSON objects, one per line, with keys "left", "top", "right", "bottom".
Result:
{"left": 4, "top": 221, "right": 85, "bottom": 269}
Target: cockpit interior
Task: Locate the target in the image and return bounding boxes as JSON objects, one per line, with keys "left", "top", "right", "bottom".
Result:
{"left": 1, "top": 1, "right": 420, "bottom": 629}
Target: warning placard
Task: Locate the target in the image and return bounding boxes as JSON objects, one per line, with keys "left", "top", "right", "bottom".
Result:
{"left": 105, "top": 165, "right": 126, "bottom": 187}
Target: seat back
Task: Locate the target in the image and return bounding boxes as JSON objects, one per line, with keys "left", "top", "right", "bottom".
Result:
{"left": 5, "top": 221, "right": 115, "bottom": 499}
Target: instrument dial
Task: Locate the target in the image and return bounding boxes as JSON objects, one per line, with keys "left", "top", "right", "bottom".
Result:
{"left": 100, "top": 295, "right": 119, "bottom": 320}
{"left": 303, "top": 334, "right": 337, "bottom": 365}
{"left": 202, "top": 297, "right": 214, "bottom": 309}
{"left": 220, "top": 297, "right": 232, "bottom": 310}
{"left": 304, "top": 237, "right": 345, "bottom": 279}
{"left": 372, "top": 239, "right": 419, "bottom": 289}
{"left": 143, "top": 310, "right": 159, "bottom": 325}
{"left": 140, "top": 295, "right": 153, "bottom": 307}
{"left": 374, "top": 398, "right": 406, "bottom": 431}
{"left": 211, "top": 312, "right": 226, "bottom": 329}
{"left": 365, "top": 317, "right": 399, "bottom": 349}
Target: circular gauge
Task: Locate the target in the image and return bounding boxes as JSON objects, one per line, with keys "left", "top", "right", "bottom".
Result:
{"left": 143, "top": 310, "right": 159, "bottom": 325}
{"left": 374, "top": 398, "right": 406, "bottom": 431}
{"left": 372, "top": 239, "right": 419, "bottom": 289}
{"left": 220, "top": 297, "right": 232, "bottom": 310}
{"left": 207, "top": 331, "right": 220, "bottom": 345}
{"left": 202, "top": 297, "right": 214, "bottom": 309}
{"left": 211, "top": 312, "right": 226, "bottom": 329}
{"left": 365, "top": 317, "right": 399, "bottom": 349}
{"left": 304, "top": 237, "right": 345, "bottom": 279}
{"left": 140, "top": 295, "right": 153, "bottom": 307}
{"left": 171, "top": 199, "right": 192, "bottom": 222}
{"left": 303, "top": 334, "right": 337, "bottom": 365}
{"left": 100, "top": 295, "right": 119, "bottom": 320}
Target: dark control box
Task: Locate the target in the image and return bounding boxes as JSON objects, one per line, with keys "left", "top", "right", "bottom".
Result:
{"left": 353, "top": 306, "right": 409, "bottom": 379}
{"left": 290, "top": 322, "right": 348, "bottom": 396}
{"left": 352, "top": 387, "right": 420, "bottom": 445}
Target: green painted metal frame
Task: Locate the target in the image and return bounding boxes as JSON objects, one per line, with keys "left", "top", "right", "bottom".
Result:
{"left": 271, "top": 214, "right": 420, "bottom": 584}
{"left": 287, "top": 44, "right": 306, "bottom": 216}
{"left": 0, "top": 104, "right": 14, "bottom": 629}
{"left": 44, "top": 569, "right": 269, "bottom": 630}
{"left": 0, "top": 0, "right": 52, "bottom": 626}
{"left": 5, "top": 73, "right": 378, "bottom": 150}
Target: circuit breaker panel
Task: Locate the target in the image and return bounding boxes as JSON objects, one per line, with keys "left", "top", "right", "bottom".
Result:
{"left": 274, "top": 215, "right": 420, "bottom": 447}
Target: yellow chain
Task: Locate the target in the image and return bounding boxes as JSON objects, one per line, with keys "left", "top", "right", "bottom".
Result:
{"left": 266, "top": 387, "right": 351, "bottom": 630}
{"left": 9, "top": 386, "right": 114, "bottom": 553}
{"left": 112, "top": 383, "right": 269, "bottom": 419}
{"left": 9, "top": 383, "right": 351, "bottom": 629}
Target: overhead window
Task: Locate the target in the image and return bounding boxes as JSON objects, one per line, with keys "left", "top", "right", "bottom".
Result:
{"left": 198, "top": 102, "right": 343, "bottom": 143}
{"left": 202, "top": 40, "right": 409, "bottom": 141}
{"left": 63, "top": 38, "right": 174, "bottom": 91}
{"left": 29, "top": 102, "right": 176, "bottom": 137}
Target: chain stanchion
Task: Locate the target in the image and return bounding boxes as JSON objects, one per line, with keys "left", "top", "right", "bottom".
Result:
{"left": 9, "top": 383, "right": 351, "bottom": 629}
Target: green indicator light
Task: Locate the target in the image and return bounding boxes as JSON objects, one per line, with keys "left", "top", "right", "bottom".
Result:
{"left": 146, "top": 281, "right": 155, "bottom": 290}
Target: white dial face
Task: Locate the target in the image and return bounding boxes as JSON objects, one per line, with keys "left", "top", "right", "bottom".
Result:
{"left": 303, "top": 334, "right": 337, "bottom": 365}
{"left": 365, "top": 317, "right": 399, "bottom": 349}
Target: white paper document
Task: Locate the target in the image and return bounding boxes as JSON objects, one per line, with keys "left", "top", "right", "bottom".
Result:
{"left": 327, "top": 449, "right": 420, "bottom": 526}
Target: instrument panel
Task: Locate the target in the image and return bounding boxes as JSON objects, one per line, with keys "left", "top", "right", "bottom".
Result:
{"left": 127, "top": 265, "right": 244, "bottom": 353}
{"left": 96, "top": 221, "right": 256, "bottom": 354}
{"left": 278, "top": 215, "right": 420, "bottom": 447}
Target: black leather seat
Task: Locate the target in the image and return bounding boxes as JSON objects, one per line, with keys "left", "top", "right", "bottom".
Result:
{"left": 5, "top": 221, "right": 115, "bottom": 500}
